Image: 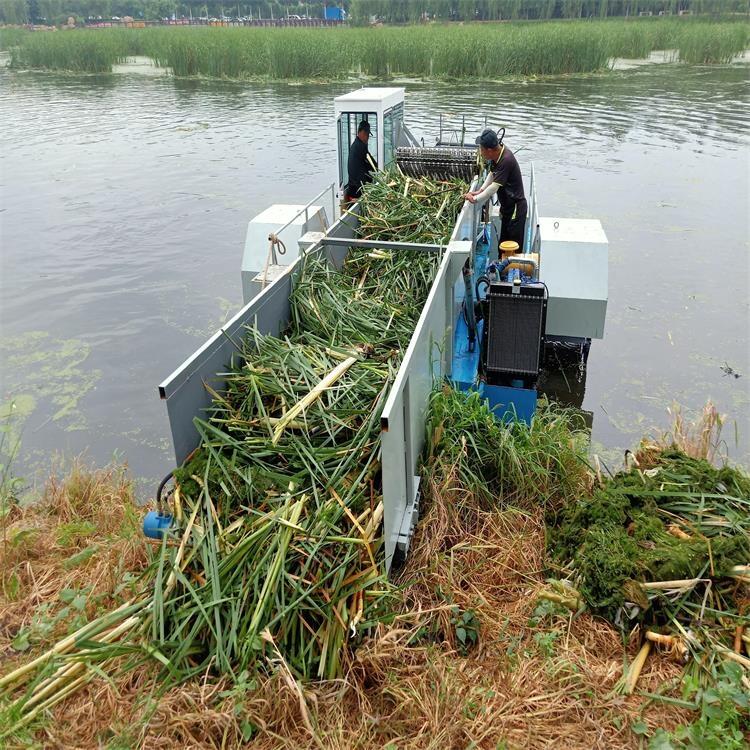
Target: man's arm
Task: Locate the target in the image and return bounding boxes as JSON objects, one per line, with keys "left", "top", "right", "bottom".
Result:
{"left": 465, "top": 181, "right": 500, "bottom": 204}
{"left": 463, "top": 172, "right": 494, "bottom": 202}
{"left": 465, "top": 157, "right": 508, "bottom": 204}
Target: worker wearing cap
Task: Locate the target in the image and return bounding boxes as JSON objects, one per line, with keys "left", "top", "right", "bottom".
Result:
{"left": 344, "top": 120, "right": 377, "bottom": 204}
{"left": 464, "top": 129, "right": 527, "bottom": 249}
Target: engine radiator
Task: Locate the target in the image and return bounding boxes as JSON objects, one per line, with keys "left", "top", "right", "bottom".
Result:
{"left": 485, "top": 282, "right": 547, "bottom": 382}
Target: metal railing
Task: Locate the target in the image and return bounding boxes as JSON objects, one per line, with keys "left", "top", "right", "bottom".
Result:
{"left": 525, "top": 163, "right": 538, "bottom": 253}
{"left": 271, "top": 182, "right": 337, "bottom": 242}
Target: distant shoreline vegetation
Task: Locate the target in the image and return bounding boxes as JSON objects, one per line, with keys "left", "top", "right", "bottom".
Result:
{"left": 2, "top": 19, "right": 748, "bottom": 79}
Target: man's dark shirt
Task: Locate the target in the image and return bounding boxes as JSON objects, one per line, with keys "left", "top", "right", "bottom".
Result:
{"left": 346, "top": 137, "right": 375, "bottom": 197}
{"left": 490, "top": 146, "right": 526, "bottom": 218}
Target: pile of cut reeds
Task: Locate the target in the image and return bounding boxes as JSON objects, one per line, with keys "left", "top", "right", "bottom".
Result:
{"left": 356, "top": 173, "right": 467, "bottom": 245}
{"left": 0, "top": 171, "right": 464, "bottom": 733}
{"left": 546, "top": 404, "right": 750, "bottom": 691}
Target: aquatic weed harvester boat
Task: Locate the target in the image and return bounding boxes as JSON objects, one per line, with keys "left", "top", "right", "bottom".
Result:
{"left": 0, "top": 89, "right": 610, "bottom": 721}
{"left": 152, "top": 87, "right": 609, "bottom": 571}
{"left": 136, "top": 87, "right": 608, "bottom": 682}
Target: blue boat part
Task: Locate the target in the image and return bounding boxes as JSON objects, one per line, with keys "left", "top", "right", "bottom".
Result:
{"left": 143, "top": 470, "right": 176, "bottom": 539}
{"left": 480, "top": 383, "right": 537, "bottom": 425}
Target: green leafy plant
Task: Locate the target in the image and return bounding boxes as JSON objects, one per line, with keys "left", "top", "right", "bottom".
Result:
{"left": 528, "top": 597, "right": 569, "bottom": 627}
{"left": 218, "top": 670, "right": 258, "bottom": 742}
{"left": 532, "top": 630, "right": 560, "bottom": 659}
{"left": 450, "top": 606, "right": 480, "bottom": 655}
{"left": 637, "top": 663, "right": 749, "bottom": 750}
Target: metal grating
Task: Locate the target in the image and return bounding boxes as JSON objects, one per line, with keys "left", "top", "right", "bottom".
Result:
{"left": 486, "top": 289, "right": 545, "bottom": 377}
{"left": 395, "top": 147, "right": 478, "bottom": 181}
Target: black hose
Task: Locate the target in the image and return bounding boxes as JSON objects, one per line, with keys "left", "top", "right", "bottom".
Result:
{"left": 476, "top": 275, "right": 490, "bottom": 300}
{"left": 462, "top": 259, "right": 477, "bottom": 352}
{"left": 156, "top": 471, "right": 174, "bottom": 516}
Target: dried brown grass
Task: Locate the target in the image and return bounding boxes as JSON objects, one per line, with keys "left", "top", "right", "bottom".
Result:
{"left": 0, "top": 460, "right": 148, "bottom": 673}
{"left": 641, "top": 400, "right": 727, "bottom": 464}
{"left": 1, "top": 455, "right": 696, "bottom": 749}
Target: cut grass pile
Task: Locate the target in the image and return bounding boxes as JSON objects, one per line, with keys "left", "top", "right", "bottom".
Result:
{"left": 546, "top": 403, "right": 750, "bottom": 699}
{"left": 7, "top": 18, "right": 749, "bottom": 77}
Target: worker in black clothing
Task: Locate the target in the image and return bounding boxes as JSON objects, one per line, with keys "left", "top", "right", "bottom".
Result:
{"left": 464, "top": 128, "right": 527, "bottom": 249}
{"left": 343, "top": 120, "right": 377, "bottom": 204}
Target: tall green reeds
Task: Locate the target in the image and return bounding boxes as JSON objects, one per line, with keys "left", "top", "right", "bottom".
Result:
{"left": 10, "top": 28, "right": 130, "bottom": 72}
{"left": 8, "top": 18, "right": 750, "bottom": 78}
{"left": 0, "top": 28, "right": 28, "bottom": 51}
{"left": 425, "top": 387, "right": 591, "bottom": 510}
{"left": 676, "top": 21, "right": 750, "bottom": 63}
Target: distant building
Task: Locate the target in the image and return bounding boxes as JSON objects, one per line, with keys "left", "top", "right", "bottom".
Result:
{"left": 323, "top": 6, "right": 346, "bottom": 21}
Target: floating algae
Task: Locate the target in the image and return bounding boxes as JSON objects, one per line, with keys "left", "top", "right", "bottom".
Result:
{"left": 0, "top": 395, "right": 37, "bottom": 449}
{"left": 0, "top": 332, "right": 101, "bottom": 433}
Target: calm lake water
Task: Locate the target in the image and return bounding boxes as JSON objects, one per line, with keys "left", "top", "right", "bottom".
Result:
{"left": 1, "top": 62, "right": 748, "bottom": 495}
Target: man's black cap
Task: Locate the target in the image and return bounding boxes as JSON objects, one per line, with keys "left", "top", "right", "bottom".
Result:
{"left": 358, "top": 120, "right": 371, "bottom": 134}
{"left": 475, "top": 128, "right": 499, "bottom": 149}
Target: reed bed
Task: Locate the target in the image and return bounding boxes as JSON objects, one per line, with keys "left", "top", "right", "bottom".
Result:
{"left": 0, "top": 28, "right": 28, "bottom": 51}
{"left": 0, "top": 172, "right": 463, "bottom": 737}
{"left": 9, "top": 18, "right": 749, "bottom": 77}
{"left": 9, "top": 28, "right": 130, "bottom": 72}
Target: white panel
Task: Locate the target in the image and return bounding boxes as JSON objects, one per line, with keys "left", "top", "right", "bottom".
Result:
{"left": 538, "top": 217, "right": 608, "bottom": 339}
{"left": 381, "top": 391, "right": 405, "bottom": 568}
{"left": 241, "top": 204, "right": 326, "bottom": 304}
{"left": 334, "top": 87, "right": 405, "bottom": 115}
{"left": 380, "top": 248, "right": 455, "bottom": 570}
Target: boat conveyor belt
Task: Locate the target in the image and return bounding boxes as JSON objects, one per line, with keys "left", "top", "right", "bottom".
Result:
{"left": 395, "top": 146, "right": 479, "bottom": 182}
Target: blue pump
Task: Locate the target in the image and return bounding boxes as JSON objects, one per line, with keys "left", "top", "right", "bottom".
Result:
{"left": 142, "top": 471, "right": 175, "bottom": 539}
{"left": 143, "top": 511, "right": 173, "bottom": 539}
